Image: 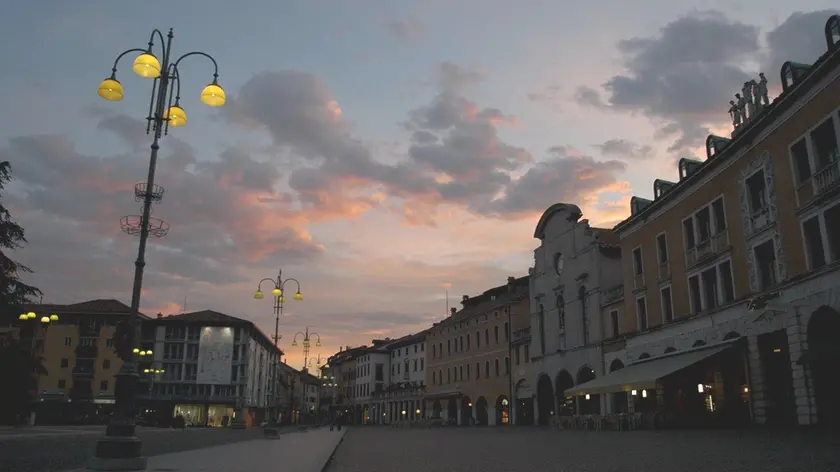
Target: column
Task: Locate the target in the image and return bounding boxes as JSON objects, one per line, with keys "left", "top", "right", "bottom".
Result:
{"left": 746, "top": 334, "right": 767, "bottom": 424}
{"left": 787, "top": 315, "right": 817, "bottom": 425}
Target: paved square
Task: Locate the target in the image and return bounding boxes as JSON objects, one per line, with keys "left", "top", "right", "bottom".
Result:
{"left": 327, "top": 427, "right": 840, "bottom": 472}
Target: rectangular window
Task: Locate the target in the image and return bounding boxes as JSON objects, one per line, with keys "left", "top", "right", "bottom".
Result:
{"left": 712, "top": 198, "right": 727, "bottom": 232}
{"left": 64, "top": 337, "right": 72, "bottom": 347}
{"left": 688, "top": 275, "right": 702, "bottom": 313}
{"left": 58, "top": 379, "right": 66, "bottom": 389}
{"left": 683, "top": 218, "right": 696, "bottom": 249}
{"left": 60, "top": 358, "right": 69, "bottom": 368}
{"left": 719, "top": 260, "right": 735, "bottom": 303}
{"left": 524, "top": 344, "right": 530, "bottom": 362}
{"left": 515, "top": 346, "right": 520, "bottom": 365}
{"left": 99, "top": 380, "right": 108, "bottom": 392}
{"left": 810, "top": 117, "right": 839, "bottom": 171}
{"left": 636, "top": 296, "right": 648, "bottom": 331}
{"left": 791, "top": 137, "right": 812, "bottom": 184}
{"left": 632, "top": 247, "right": 643, "bottom": 275}
{"left": 660, "top": 287, "right": 674, "bottom": 323}
{"left": 825, "top": 203, "right": 840, "bottom": 263}
{"left": 701, "top": 266, "right": 719, "bottom": 310}
{"left": 610, "top": 309, "right": 620, "bottom": 337}
{"left": 803, "top": 216, "right": 827, "bottom": 269}
{"left": 754, "top": 239, "right": 778, "bottom": 290}
{"left": 656, "top": 233, "right": 668, "bottom": 265}
{"left": 746, "top": 169, "right": 768, "bottom": 215}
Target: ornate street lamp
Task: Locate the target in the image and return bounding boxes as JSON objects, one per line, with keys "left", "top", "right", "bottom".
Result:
{"left": 292, "top": 327, "right": 321, "bottom": 369}
{"left": 252, "top": 269, "right": 304, "bottom": 430}
{"left": 91, "top": 28, "right": 225, "bottom": 471}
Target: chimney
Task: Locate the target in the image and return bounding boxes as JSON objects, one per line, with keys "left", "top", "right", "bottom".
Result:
{"left": 507, "top": 276, "right": 516, "bottom": 293}
{"left": 156, "top": 312, "right": 163, "bottom": 319}
{"left": 460, "top": 295, "right": 469, "bottom": 307}
{"left": 450, "top": 307, "right": 457, "bottom": 316}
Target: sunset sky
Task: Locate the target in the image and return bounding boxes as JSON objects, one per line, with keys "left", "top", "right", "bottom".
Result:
{"left": 0, "top": 1, "right": 836, "bottom": 369}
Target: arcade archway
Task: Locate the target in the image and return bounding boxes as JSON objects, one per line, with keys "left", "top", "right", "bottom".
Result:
{"left": 460, "top": 396, "right": 473, "bottom": 425}
{"left": 446, "top": 398, "right": 458, "bottom": 423}
{"left": 577, "top": 366, "right": 600, "bottom": 414}
{"left": 432, "top": 400, "right": 442, "bottom": 418}
{"left": 805, "top": 306, "right": 840, "bottom": 427}
{"left": 555, "top": 370, "right": 575, "bottom": 416}
{"left": 536, "top": 373, "right": 554, "bottom": 425}
{"left": 475, "top": 396, "right": 489, "bottom": 425}
{"left": 495, "top": 395, "right": 510, "bottom": 425}
{"left": 514, "top": 379, "right": 534, "bottom": 426}
{"left": 609, "top": 359, "right": 627, "bottom": 413}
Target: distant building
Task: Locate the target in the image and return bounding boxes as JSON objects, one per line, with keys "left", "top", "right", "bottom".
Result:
{"left": 139, "top": 310, "right": 282, "bottom": 428}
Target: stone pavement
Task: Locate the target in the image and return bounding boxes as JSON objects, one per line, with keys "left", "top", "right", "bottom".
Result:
{"left": 131, "top": 426, "right": 346, "bottom": 472}
{"left": 326, "top": 427, "right": 840, "bottom": 472}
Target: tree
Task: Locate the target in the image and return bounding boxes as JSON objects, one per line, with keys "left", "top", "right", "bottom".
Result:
{"left": 0, "top": 161, "right": 41, "bottom": 306}
{"left": 0, "top": 334, "right": 48, "bottom": 424}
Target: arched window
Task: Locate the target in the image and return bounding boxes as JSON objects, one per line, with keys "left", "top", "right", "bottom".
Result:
{"left": 504, "top": 322, "right": 509, "bottom": 340}
{"left": 459, "top": 336, "right": 464, "bottom": 351}
{"left": 466, "top": 333, "right": 471, "bottom": 350}
{"left": 557, "top": 294, "right": 566, "bottom": 332}
{"left": 494, "top": 325, "right": 499, "bottom": 343}
{"left": 485, "top": 361, "right": 490, "bottom": 378}
{"left": 475, "top": 362, "right": 480, "bottom": 378}
{"left": 494, "top": 359, "right": 500, "bottom": 376}
{"left": 432, "top": 344, "right": 436, "bottom": 358}
{"left": 485, "top": 329, "right": 489, "bottom": 345}
{"left": 476, "top": 331, "right": 481, "bottom": 348}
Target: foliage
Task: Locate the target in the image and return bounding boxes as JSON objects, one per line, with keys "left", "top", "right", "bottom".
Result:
{"left": 0, "top": 161, "right": 41, "bottom": 306}
{"left": 0, "top": 334, "right": 47, "bottom": 424}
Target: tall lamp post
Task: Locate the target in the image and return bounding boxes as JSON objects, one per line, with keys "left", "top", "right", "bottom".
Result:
{"left": 91, "top": 29, "right": 225, "bottom": 471}
{"left": 252, "top": 269, "right": 304, "bottom": 428}
{"left": 292, "top": 327, "right": 321, "bottom": 371}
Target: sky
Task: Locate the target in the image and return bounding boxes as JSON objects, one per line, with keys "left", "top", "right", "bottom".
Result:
{"left": 0, "top": 1, "right": 837, "bottom": 369}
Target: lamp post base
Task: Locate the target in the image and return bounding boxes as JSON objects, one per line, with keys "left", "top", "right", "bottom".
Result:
{"left": 88, "top": 436, "right": 146, "bottom": 471}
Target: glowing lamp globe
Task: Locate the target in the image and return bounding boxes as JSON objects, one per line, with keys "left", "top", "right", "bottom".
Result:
{"left": 292, "top": 341, "right": 297, "bottom": 347}
{"left": 316, "top": 341, "right": 321, "bottom": 347}
{"left": 40, "top": 316, "right": 50, "bottom": 324}
{"left": 50, "top": 314, "right": 59, "bottom": 321}
{"left": 143, "top": 369, "right": 150, "bottom": 373}
{"left": 271, "top": 288, "right": 282, "bottom": 297}
{"left": 146, "top": 349, "right": 153, "bottom": 355}
{"left": 27, "top": 312, "right": 36, "bottom": 319}
{"left": 294, "top": 291, "right": 303, "bottom": 301}
{"left": 133, "top": 348, "right": 140, "bottom": 354}
{"left": 165, "top": 106, "right": 187, "bottom": 127}
{"left": 97, "top": 78, "right": 124, "bottom": 101}
{"left": 279, "top": 296, "right": 286, "bottom": 304}
{"left": 200, "top": 83, "right": 226, "bottom": 107}
{"left": 132, "top": 53, "right": 161, "bottom": 78}
{"left": 254, "top": 290, "right": 264, "bottom": 300}
{"left": 18, "top": 314, "right": 27, "bottom": 320}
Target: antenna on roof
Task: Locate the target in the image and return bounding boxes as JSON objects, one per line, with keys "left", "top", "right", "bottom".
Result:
{"left": 181, "top": 296, "right": 187, "bottom": 314}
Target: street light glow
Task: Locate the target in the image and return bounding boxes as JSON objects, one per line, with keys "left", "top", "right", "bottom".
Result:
{"left": 132, "top": 53, "right": 161, "bottom": 78}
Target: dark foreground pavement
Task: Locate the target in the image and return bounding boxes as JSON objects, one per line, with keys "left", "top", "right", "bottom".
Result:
{"left": 0, "top": 425, "right": 269, "bottom": 472}
{"left": 326, "top": 427, "right": 840, "bottom": 472}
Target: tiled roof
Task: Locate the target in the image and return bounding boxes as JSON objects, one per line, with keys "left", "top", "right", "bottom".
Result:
{"left": 13, "top": 299, "right": 148, "bottom": 318}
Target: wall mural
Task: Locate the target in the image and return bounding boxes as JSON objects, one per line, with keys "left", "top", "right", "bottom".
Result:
{"left": 196, "top": 326, "right": 235, "bottom": 385}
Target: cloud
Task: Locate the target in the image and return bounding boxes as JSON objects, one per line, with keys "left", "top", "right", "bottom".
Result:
{"left": 383, "top": 17, "right": 426, "bottom": 43}
{"left": 593, "top": 139, "right": 653, "bottom": 160}
{"left": 574, "top": 9, "right": 837, "bottom": 155}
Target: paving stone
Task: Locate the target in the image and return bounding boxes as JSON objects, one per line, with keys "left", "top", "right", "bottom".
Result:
{"left": 326, "top": 427, "right": 840, "bottom": 472}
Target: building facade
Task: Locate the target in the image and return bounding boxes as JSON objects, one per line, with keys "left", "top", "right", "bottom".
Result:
{"left": 568, "top": 14, "right": 840, "bottom": 429}
{"left": 424, "top": 276, "right": 529, "bottom": 426}
{"left": 529, "top": 204, "right": 622, "bottom": 425}
{"left": 376, "top": 332, "right": 426, "bottom": 424}
{"left": 3, "top": 299, "right": 147, "bottom": 424}
{"left": 139, "top": 310, "right": 282, "bottom": 428}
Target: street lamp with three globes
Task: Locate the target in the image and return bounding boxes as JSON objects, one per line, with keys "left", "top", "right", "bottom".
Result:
{"left": 90, "top": 28, "right": 225, "bottom": 471}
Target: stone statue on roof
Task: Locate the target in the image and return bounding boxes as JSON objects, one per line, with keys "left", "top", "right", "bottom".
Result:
{"left": 735, "top": 93, "right": 747, "bottom": 124}
{"left": 756, "top": 72, "right": 770, "bottom": 107}
{"left": 729, "top": 100, "right": 741, "bottom": 128}
{"left": 743, "top": 81, "right": 756, "bottom": 119}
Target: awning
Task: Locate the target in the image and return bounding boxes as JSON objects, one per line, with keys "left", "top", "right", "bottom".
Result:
{"left": 566, "top": 342, "right": 736, "bottom": 396}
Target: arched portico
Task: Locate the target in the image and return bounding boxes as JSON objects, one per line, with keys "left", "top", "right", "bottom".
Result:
{"left": 536, "top": 373, "right": 554, "bottom": 425}
{"left": 576, "top": 366, "right": 600, "bottom": 414}
{"left": 460, "top": 396, "right": 473, "bottom": 426}
{"left": 475, "top": 396, "right": 489, "bottom": 425}
{"left": 609, "top": 359, "right": 627, "bottom": 413}
{"left": 495, "top": 395, "right": 510, "bottom": 425}
{"left": 514, "top": 379, "right": 534, "bottom": 426}
{"left": 804, "top": 306, "right": 840, "bottom": 427}
{"left": 555, "top": 370, "right": 575, "bottom": 416}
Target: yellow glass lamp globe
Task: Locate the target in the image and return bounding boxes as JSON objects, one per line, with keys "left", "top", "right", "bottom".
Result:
{"left": 132, "top": 53, "right": 161, "bottom": 79}
{"left": 50, "top": 314, "right": 59, "bottom": 321}
{"left": 294, "top": 291, "right": 303, "bottom": 301}
{"left": 97, "top": 78, "right": 124, "bottom": 101}
{"left": 40, "top": 316, "right": 50, "bottom": 324}
{"left": 165, "top": 105, "right": 187, "bottom": 127}
{"left": 18, "top": 314, "right": 27, "bottom": 320}
{"left": 271, "top": 287, "right": 282, "bottom": 297}
{"left": 200, "top": 83, "right": 226, "bottom": 107}
{"left": 27, "top": 312, "right": 36, "bottom": 319}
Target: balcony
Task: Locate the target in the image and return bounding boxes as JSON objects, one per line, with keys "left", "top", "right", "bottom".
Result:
{"left": 657, "top": 263, "right": 670, "bottom": 281}
{"left": 813, "top": 162, "right": 840, "bottom": 196}
{"left": 75, "top": 345, "right": 98, "bottom": 359}
{"left": 512, "top": 327, "right": 531, "bottom": 346}
{"left": 601, "top": 285, "right": 623, "bottom": 306}
{"left": 685, "top": 228, "right": 730, "bottom": 268}
{"left": 633, "top": 272, "right": 644, "bottom": 290}
{"left": 72, "top": 365, "right": 95, "bottom": 377}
